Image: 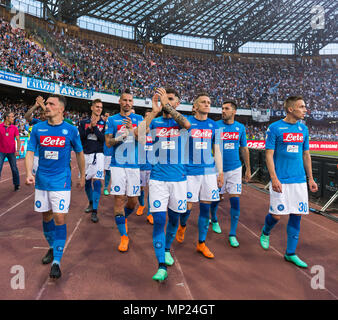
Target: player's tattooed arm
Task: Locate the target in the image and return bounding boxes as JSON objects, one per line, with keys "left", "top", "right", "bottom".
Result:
{"left": 156, "top": 88, "right": 191, "bottom": 129}
{"left": 162, "top": 103, "right": 191, "bottom": 130}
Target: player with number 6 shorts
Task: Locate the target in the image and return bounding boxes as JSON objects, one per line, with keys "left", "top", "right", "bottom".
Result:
{"left": 260, "top": 96, "right": 318, "bottom": 268}
{"left": 25, "top": 95, "right": 85, "bottom": 280}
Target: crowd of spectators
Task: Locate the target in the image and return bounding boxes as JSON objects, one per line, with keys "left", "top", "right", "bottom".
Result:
{"left": 0, "top": 97, "right": 336, "bottom": 141}
{"left": 0, "top": 97, "right": 89, "bottom": 135}
{"left": 0, "top": 16, "right": 336, "bottom": 112}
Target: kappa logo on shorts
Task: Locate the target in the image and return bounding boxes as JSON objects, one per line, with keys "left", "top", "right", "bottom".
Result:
{"left": 114, "top": 186, "right": 121, "bottom": 192}
{"left": 35, "top": 201, "right": 41, "bottom": 208}
{"left": 187, "top": 192, "right": 193, "bottom": 199}
{"left": 56, "top": 246, "right": 64, "bottom": 252}
{"left": 277, "top": 204, "right": 285, "bottom": 211}
{"left": 153, "top": 200, "right": 161, "bottom": 208}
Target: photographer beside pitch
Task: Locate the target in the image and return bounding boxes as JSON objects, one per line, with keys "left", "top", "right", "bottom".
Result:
{"left": 259, "top": 96, "right": 318, "bottom": 268}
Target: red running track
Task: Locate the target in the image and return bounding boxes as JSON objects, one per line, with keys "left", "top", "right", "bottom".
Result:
{"left": 0, "top": 158, "right": 337, "bottom": 300}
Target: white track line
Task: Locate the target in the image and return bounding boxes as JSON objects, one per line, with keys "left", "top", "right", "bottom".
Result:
{"left": 0, "top": 173, "right": 25, "bottom": 184}
{"left": 246, "top": 184, "right": 338, "bottom": 237}
{"left": 0, "top": 165, "right": 78, "bottom": 219}
{"left": 0, "top": 192, "right": 34, "bottom": 218}
{"left": 239, "top": 221, "right": 338, "bottom": 300}
{"left": 35, "top": 215, "right": 84, "bottom": 300}
{"left": 303, "top": 217, "right": 338, "bottom": 237}
{"left": 171, "top": 250, "right": 194, "bottom": 300}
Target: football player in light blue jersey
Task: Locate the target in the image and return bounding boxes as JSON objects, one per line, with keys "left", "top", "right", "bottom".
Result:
{"left": 260, "top": 96, "right": 318, "bottom": 268}
{"left": 176, "top": 92, "right": 224, "bottom": 259}
{"left": 215, "top": 100, "right": 251, "bottom": 248}
{"left": 25, "top": 94, "right": 85, "bottom": 280}
{"left": 135, "top": 88, "right": 191, "bottom": 282}
{"left": 105, "top": 90, "right": 144, "bottom": 253}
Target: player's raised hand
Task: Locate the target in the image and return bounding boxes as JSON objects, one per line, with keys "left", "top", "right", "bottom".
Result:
{"left": 36, "top": 96, "right": 45, "bottom": 109}
{"left": 90, "top": 115, "right": 98, "bottom": 128}
{"left": 25, "top": 174, "right": 35, "bottom": 186}
{"left": 152, "top": 93, "right": 162, "bottom": 114}
{"left": 123, "top": 117, "right": 132, "bottom": 130}
{"left": 156, "top": 88, "right": 170, "bottom": 107}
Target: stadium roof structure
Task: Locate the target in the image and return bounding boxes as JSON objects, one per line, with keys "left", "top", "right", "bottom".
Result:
{"left": 39, "top": 0, "right": 337, "bottom": 56}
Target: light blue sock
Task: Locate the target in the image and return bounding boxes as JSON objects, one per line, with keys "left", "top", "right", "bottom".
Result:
{"left": 286, "top": 214, "right": 301, "bottom": 256}
{"left": 263, "top": 213, "right": 279, "bottom": 235}
{"left": 165, "top": 209, "right": 180, "bottom": 250}
{"left": 104, "top": 170, "right": 111, "bottom": 189}
{"left": 115, "top": 215, "right": 127, "bottom": 236}
{"left": 85, "top": 179, "right": 93, "bottom": 203}
{"left": 198, "top": 203, "right": 211, "bottom": 242}
{"left": 138, "top": 189, "right": 145, "bottom": 206}
{"left": 180, "top": 209, "right": 191, "bottom": 227}
{"left": 210, "top": 201, "right": 220, "bottom": 223}
{"left": 229, "top": 197, "right": 240, "bottom": 237}
{"left": 43, "top": 219, "right": 55, "bottom": 248}
{"left": 52, "top": 224, "right": 67, "bottom": 266}
{"left": 153, "top": 211, "right": 166, "bottom": 264}
{"left": 92, "top": 180, "right": 101, "bottom": 210}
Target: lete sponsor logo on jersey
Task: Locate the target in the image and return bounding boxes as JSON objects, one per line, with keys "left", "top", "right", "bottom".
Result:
{"left": 221, "top": 132, "right": 239, "bottom": 140}
{"left": 283, "top": 133, "right": 304, "bottom": 143}
{"left": 156, "top": 127, "right": 180, "bottom": 137}
{"left": 190, "top": 129, "right": 213, "bottom": 139}
{"left": 40, "top": 136, "right": 66, "bottom": 147}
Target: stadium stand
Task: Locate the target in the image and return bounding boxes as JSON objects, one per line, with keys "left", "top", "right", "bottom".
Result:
{"left": 0, "top": 12, "right": 336, "bottom": 112}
